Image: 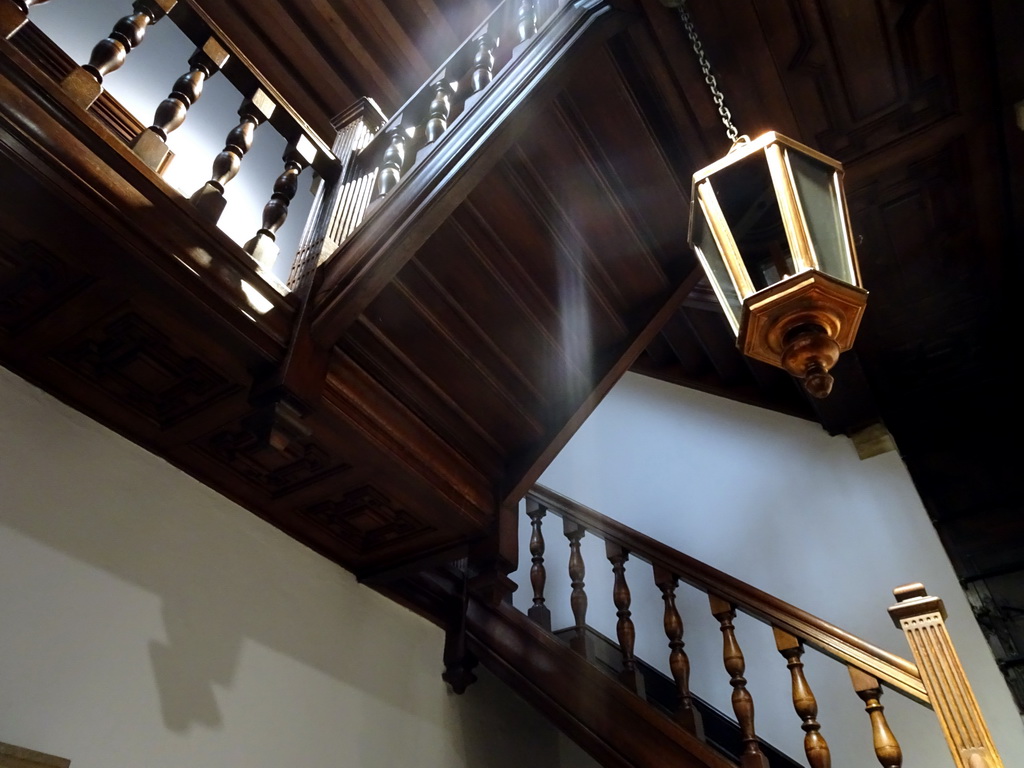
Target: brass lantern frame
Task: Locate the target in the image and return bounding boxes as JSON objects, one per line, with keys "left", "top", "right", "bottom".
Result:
{"left": 688, "top": 132, "right": 868, "bottom": 396}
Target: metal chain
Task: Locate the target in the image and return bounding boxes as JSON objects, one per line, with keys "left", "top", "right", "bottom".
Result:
{"left": 677, "top": 0, "right": 744, "bottom": 145}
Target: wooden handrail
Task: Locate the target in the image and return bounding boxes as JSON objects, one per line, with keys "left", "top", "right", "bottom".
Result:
{"left": 527, "top": 484, "right": 930, "bottom": 705}
{"left": 358, "top": 0, "right": 512, "bottom": 161}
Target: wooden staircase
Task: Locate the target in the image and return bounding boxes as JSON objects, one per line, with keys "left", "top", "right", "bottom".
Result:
{"left": 381, "top": 485, "right": 1005, "bottom": 768}
{"left": 0, "top": 3, "right": 1015, "bottom": 765}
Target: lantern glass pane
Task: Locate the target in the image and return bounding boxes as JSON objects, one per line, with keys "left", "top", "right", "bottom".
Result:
{"left": 714, "top": 153, "right": 796, "bottom": 292}
{"left": 693, "top": 210, "right": 742, "bottom": 334}
{"left": 787, "top": 149, "right": 855, "bottom": 284}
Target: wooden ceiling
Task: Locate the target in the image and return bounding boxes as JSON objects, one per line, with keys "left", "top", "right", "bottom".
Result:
{"left": 1, "top": 0, "right": 1021, "bottom": 709}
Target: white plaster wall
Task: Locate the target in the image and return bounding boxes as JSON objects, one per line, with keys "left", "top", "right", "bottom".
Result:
{"left": 0, "top": 365, "right": 596, "bottom": 768}
{"left": 515, "top": 372, "right": 1024, "bottom": 766}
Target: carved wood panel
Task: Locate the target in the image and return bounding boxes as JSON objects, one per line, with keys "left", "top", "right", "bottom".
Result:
{"left": 303, "top": 486, "right": 434, "bottom": 554}
{"left": 53, "top": 311, "right": 240, "bottom": 428}
{"left": 848, "top": 137, "right": 991, "bottom": 404}
{"left": 0, "top": 234, "right": 91, "bottom": 335}
{"left": 194, "top": 417, "right": 350, "bottom": 497}
{"left": 754, "top": 0, "right": 959, "bottom": 160}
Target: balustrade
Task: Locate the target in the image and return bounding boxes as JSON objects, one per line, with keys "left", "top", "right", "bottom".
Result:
{"left": 190, "top": 89, "right": 276, "bottom": 223}
{"left": 654, "top": 565, "right": 702, "bottom": 735}
{"left": 351, "top": 0, "right": 563, "bottom": 210}
{"left": 13, "top": 0, "right": 344, "bottom": 286}
{"left": 564, "top": 518, "right": 589, "bottom": 656}
{"left": 516, "top": 0, "right": 537, "bottom": 43}
{"left": 375, "top": 127, "right": 407, "bottom": 198}
{"left": 61, "top": 0, "right": 176, "bottom": 109}
{"left": 849, "top": 667, "right": 903, "bottom": 768}
{"left": 709, "top": 594, "right": 769, "bottom": 768}
{"left": 526, "top": 498, "right": 552, "bottom": 630}
{"left": 131, "top": 37, "right": 229, "bottom": 173}
{"left": 423, "top": 74, "right": 454, "bottom": 145}
{"left": 607, "top": 542, "right": 637, "bottom": 691}
{"left": 469, "top": 31, "right": 496, "bottom": 94}
{"left": 244, "top": 136, "right": 317, "bottom": 272}
{"left": 774, "top": 628, "right": 830, "bottom": 768}
{"left": 522, "top": 484, "right": 1006, "bottom": 768}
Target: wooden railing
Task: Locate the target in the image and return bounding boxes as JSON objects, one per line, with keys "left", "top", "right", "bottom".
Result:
{"left": 3, "top": 0, "right": 339, "bottom": 284}
{"left": 353, "top": 0, "right": 563, "bottom": 204}
{"left": 3, "top": 0, "right": 605, "bottom": 294}
{"left": 286, "top": 0, "right": 595, "bottom": 292}
{"left": 4, "top": 0, "right": 602, "bottom": 295}
{"left": 525, "top": 484, "right": 1006, "bottom": 768}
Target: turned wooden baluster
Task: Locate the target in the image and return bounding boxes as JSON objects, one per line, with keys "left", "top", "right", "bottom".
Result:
{"left": 61, "top": 0, "right": 176, "bottom": 109}
{"left": 606, "top": 543, "right": 637, "bottom": 690}
{"left": 516, "top": 0, "right": 537, "bottom": 43}
{"left": 244, "top": 135, "right": 317, "bottom": 271}
{"left": 375, "top": 126, "right": 407, "bottom": 198}
{"left": 563, "top": 519, "right": 588, "bottom": 656}
{"left": 773, "top": 628, "right": 831, "bottom": 768}
{"left": 423, "top": 75, "right": 454, "bottom": 144}
{"left": 1, "top": 0, "right": 51, "bottom": 39}
{"left": 709, "top": 595, "right": 769, "bottom": 768}
{"left": 470, "top": 31, "right": 496, "bottom": 93}
{"left": 654, "top": 566, "right": 702, "bottom": 736}
{"left": 849, "top": 667, "right": 903, "bottom": 768}
{"left": 525, "top": 499, "right": 551, "bottom": 630}
{"left": 190, "top": 90, "right": 276, "bottom": 223}
{"left": 130, "top": 39, "right": 229, "bottom": 173}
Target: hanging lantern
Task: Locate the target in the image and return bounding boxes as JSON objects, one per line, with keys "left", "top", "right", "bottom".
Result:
{"left": 688, "top": 132, "right": 867, "bottom": 398}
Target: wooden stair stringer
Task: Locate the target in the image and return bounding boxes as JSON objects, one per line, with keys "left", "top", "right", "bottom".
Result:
{"left": 402, "top": 570, "right": 738, "bottom": 768}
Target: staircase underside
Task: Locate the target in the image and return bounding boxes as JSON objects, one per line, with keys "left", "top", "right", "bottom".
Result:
{"left": 0, "top": 4, "right": 702, "bottom": 578}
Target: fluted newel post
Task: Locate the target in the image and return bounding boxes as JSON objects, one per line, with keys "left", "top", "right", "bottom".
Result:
{"left": 470, "top": 31, "right": 496, "bottom": 93}
{"left": 773, "top": 628, "right": 831, "bottom": 768}
{"left": 516, "top": 0, "right": 537, "bottom": 43}
{"left": 563, "top": 519, "right": 588, "bottom": 656}
{"left": 130, "top": 39, "right": 229, "bottom": 173}
{"left": 0, "top": 0, "right": 50, "bottom": 39}
{"left": 654, "top": 566, "right": 703, "bottom": 736}
{"left": 244, "top": 135, "right": 316, "bottom": 271}
{"left": 606, "top": 542, "right": 637, "bottom": 691}
{"left": 849, "top": 667, "right": 903, "bottom": 768}
{"left": 709, "top": 594, "right": 769, "bottom": 768}
{"left": 190, "top": 89, "right": 276, "bottom": 224}
{"left": 423, "top": 74, "right": 454, "bottom": 145}
{"left": 888, "top": 584, "right": 1005, "bottom": 768}
{"left": 288, "top": 97, "right": 386, "bottom": 291}
{"left": 61, "top": 0, "right": 176, "bottom": 109}
{"left": 375, "top": 126, "right": 407, "bottom": 198}
{"left": 525, "top": 499, "right": 551, "bottom": 630}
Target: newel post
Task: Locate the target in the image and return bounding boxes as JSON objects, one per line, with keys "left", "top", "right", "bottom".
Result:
{"left": 888, "top": 583, "right": 1005, "bottom": 768}
{"left": 287, "top": 97, "right": 386, "bottom": 292}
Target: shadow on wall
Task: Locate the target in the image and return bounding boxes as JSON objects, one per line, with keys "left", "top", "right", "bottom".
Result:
{"left": 0, "top": 366, "right": 438, "bottom": 739}
{"left": 0, "top": 360, "right": 604, "bottom": 767}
